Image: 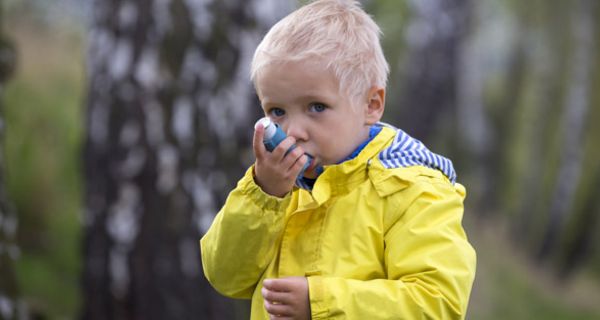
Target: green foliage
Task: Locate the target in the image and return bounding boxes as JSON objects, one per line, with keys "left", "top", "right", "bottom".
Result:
{"left": 479, "top": 259, "right": 600, "bottom": 320}
{"left": 3, "top": 14, "right": 84, "bottom": 318}
{"left": 477, "top": 0, "right": 599, "bottom": 274}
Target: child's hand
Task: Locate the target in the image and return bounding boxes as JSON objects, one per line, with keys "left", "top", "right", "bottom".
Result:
{"left": 262, "top": 277, "right": 310, "bottom": 320}
{"left": 253, "top": 123, "right": 308, "bottom": 198}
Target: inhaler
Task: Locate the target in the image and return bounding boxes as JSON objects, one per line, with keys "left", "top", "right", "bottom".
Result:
{"left": 255, "top": 117, "right": 313, "bottom": 178}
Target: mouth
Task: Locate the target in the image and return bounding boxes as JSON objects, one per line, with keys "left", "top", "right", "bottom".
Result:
{"left": 302, "top": 155, "right": 319, "bottom": 178}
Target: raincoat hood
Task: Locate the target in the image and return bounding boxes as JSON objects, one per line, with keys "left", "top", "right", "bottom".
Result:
{"left": 297, "top": 122, "right": 457, "bottom": 191}
{"left": 376, "top": 122, "right": 457, "bottom": 184}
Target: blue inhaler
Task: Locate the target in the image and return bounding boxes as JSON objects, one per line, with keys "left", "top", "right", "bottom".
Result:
{"left": 255, "top": 117, "right": 313, "bottom": 177}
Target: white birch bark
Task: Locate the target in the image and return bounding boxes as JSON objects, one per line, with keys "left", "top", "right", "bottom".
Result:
{"left": 82, "top": 0, "right": 292, "bottom": 318}
{"left": 538, "top": 0, "right": 596, "bottom": 260}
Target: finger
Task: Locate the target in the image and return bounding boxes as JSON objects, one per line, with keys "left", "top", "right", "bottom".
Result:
{"left": 253, "top": 122, "right": 266, "bottom": 159}
{"left": 263, "top": 278, "right": 297, "bottom": 292}
{"left": 289, "top": 151, "right": 308, "bottom": 175}
{"left": 264, "top": 300, "right": 293, "bottom": 317}
{"left": 262, "top": 287, "right": 294, "bottom": 305}
{"left": 282, "top": 146, "right": 305, "bottom": 171}
{"left": 272, "top": 136, "right": 296, "bottom": 159}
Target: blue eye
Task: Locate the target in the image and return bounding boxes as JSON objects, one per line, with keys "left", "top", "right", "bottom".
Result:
{"left": 310, "top": 103, "right": 327, "bottom": 112}
{"left": 269, "top": 108, "right": 285, "bottom": 117}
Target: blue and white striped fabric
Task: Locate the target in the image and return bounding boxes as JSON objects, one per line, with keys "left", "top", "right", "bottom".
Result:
{"left": 296, "top": 177, "right": 313, "bottom": 190}
{"left": 377, "top": 123, "right": 457, "bottom": 184}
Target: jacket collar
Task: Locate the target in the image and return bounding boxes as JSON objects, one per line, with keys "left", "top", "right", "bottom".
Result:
{"left": 296, "top": 126, "right": 397, "bottom": 207}
{"left": 294, "top": 122, "right": 459, "bottom": 209}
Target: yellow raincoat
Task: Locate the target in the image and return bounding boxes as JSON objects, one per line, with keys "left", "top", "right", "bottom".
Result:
{"left": 201, "top": 125, "right": 476, "bottom": 319}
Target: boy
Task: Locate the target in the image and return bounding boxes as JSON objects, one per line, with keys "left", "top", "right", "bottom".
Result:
{"left": 200, "top": 0, "right": 476, "bottom": 319}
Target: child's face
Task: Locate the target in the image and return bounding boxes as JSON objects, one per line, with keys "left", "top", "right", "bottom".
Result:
{"left": 256, "top": 60, "right": 377, "bottom": 178}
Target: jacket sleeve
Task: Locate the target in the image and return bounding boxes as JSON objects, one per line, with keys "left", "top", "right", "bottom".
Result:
{"left": 200, "top": 166, "right": 291, "bottom": 298}
{"left": 307, "top": 178, "right": 476, "bottom": 319}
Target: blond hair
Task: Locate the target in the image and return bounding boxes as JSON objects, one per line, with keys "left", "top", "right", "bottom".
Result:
{"left": 250, "top": 0, "right": 389, "bottom": 103}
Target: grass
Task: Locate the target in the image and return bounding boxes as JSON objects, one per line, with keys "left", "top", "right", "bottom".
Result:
{"left": 466, "top": 217, "right": 600, "bottom": 320}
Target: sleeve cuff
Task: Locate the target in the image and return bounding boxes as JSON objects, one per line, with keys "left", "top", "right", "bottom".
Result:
{"left": 237, "top": 165, "right": 292, "bottom": 213}
{"left": 308, "top": 276, "right": 328, "bottom": 319}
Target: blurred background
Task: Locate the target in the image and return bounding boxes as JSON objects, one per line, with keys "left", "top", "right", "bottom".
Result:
{"left": 0, "top": 0, "right": 599, "bottom": 319}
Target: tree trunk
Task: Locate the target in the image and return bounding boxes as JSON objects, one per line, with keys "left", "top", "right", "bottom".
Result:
{"left": 537, "top": 0, "right": 596, "bottom": 261}
{"left": 559, "top": 168, "right": 600, "bottom": 277}
{"left": 454, "top": 0, "right": 494, "bottom": 211}
{"left": 82, "top": 0, "right": 292, "bottom": 319}
{"left": 485, "top": 17, "right": 529, "bottom": 218}
{"left": 508, "top": 0, "right": 571, "bottom": 247}
{"left": 396, "top": 0, "right": 471, "bottom": 148}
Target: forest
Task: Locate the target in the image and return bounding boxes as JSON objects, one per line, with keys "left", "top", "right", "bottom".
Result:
{"left": 1, "top": 0, "right": 599, "bottom": 319}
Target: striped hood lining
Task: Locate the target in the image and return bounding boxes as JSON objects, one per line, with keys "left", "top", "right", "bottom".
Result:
{"left": 296, "top": 176, "right": 314, "bottom": 190}
{"left": 295, "top": 122, "right": 457, "bottom": 191}
{"left": 377, "top": 122, "right": 457, "bottom": 184}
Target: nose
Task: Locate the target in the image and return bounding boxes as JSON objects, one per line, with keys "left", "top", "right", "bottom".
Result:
{"left": 284, "top": 120, "right": 309, "bottom": 142}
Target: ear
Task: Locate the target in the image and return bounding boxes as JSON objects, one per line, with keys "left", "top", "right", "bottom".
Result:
{"left": 364, "top": 86, "right": 385, "bottom": 125}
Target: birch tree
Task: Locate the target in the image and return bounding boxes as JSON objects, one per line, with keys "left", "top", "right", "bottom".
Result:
{"left": 82, "top": 0, "right": 292, "bottom": 318}
{"left": 537, "top": 0, "right": 596, "bottom": 261}
{"left": 396, "top": 0, "right": 471, "bottom": 148}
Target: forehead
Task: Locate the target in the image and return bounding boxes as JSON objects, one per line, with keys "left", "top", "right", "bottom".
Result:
{"left": 255, "top": 60, "right": 342, "bottom": 103}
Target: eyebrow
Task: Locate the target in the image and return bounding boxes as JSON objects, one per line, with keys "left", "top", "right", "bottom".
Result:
{"left": 301, "top": 93, "right": 331, "bottom": 102}
{"left": 260, "top": 90, "right": 336, "bottom": 107}
{"left": 293, "top": 93, "right": 335, "bottom": 105}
